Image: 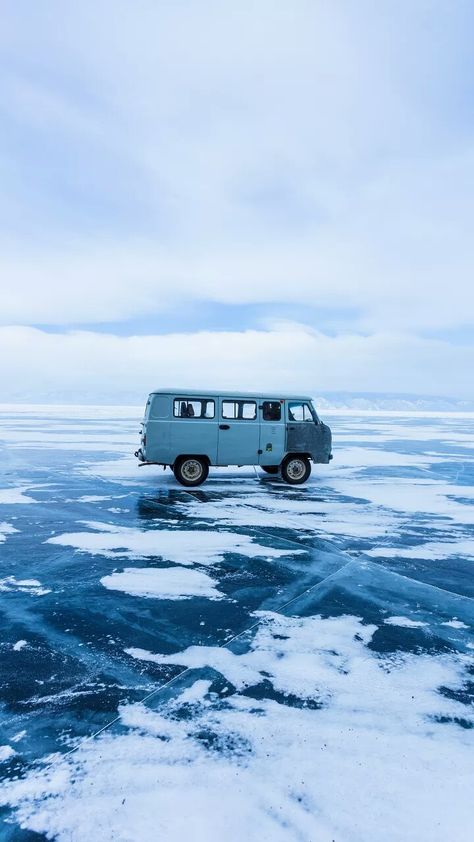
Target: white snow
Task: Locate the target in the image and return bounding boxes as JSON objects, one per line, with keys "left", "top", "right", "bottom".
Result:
{"left": 0, "top": 521, "right": 18, "bottom": 543}
{"left": 178, "top": 492, "right": 397, "bottom": 539}
{"left": 0, "top": 578, "right": 51, "bottom": 596}
{"left": 0, "top": 746, "right": 16, "bottom": 762}
{"left": 329, "top": 446, "right": 444, "bottom": 468}
{"left": 47, "top": 522, "right": 300, "bottom": 565}
{"left": 327, "top": 478, "right": 474, "bottom": 525}
{"left": 0, "top": 487, "right": 38, "bottom": 504}
{"left": 442, "top": 620, "right": 470, "bottom": 630}
{"left": 383, "top": 616, "right": 428, "bottom": 628}
{"left": 101, "top": 567, "right": 223, "bottom": 600}
{"left": 367, "top": 539, "right": 474, "bottom": 560}
{"left": 12, "top": 640, "right": 27, "bottom": 651}
{"left": 77, "top": 495, "right": 114, "bottom": 502}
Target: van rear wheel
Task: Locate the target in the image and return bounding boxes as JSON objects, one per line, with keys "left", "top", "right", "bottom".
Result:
{"left": 173, "top": 456, "right": 209, "bottom": 487}
{"left": 261, "top": 465, "right": 279, "bottom": 475}
{"left": 281, "top": 455, "right": 311, "bottom": 485}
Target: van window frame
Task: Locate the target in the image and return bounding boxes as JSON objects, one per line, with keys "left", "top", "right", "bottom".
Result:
{"left": 173, "top": 398, "right": 215, "bottom": 419}
{"left": 287, "top": 401, "right": 316, "bottom": 423}
{"left": 262, "top": 401, "right": 282, "bottom": 422}
{"left": 221, "top": 399, "right": 257, "bottom": 421}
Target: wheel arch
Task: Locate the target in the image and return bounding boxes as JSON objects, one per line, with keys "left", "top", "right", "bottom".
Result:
{"left": 172, "top": 453, "right": 211, "bottom": 468}
{"left": 281, "top": 451, "right": 312, "bottom": 462}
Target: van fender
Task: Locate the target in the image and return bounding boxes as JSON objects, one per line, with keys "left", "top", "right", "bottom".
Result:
{"left": 171, "top": 453, "right": 211, "bottom": 468}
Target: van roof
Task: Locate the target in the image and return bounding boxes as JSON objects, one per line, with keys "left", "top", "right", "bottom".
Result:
{"left": 149, "top": 389, "right": 315, "bottom": 402}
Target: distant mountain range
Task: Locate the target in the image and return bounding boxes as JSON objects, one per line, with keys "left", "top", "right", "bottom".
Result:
{"left": 1, "top": 390, "right": 473, "bottom": 412}
{"left": 314, "top": 392, "right": 474, "bottom": 412}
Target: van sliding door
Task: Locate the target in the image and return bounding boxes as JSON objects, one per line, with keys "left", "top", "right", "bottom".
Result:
{"left": 217, "top": 399, "right": 260, "bottom": 466}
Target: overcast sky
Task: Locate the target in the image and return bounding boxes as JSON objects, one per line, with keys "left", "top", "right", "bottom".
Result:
{"left": 1, "top": 1, "right": 473, "bottom": 402}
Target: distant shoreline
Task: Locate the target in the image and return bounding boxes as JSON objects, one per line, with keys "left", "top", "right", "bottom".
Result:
{"left": 0, "top": 404, "right": 473, "bottom": 420}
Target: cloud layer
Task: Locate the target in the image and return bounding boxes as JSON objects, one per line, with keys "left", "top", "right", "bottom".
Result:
{"left": 2, "top": 325, "right": 472, "bottom": 402}
{"left": 0, "top": 1, "right": 473, "bottom": 399}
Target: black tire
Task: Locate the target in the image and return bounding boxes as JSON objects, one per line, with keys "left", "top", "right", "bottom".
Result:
{"left": 173, "top": 456, "right": 209, "bottom": 487}
{"left": 281, "top": 455, "right": 311, "bottom": 485}
{"left": 261, "top": 465, "right": 279, "bottom": 475}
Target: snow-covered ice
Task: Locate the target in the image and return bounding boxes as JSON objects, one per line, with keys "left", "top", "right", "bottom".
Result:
{"left": 0, "top": 406, "right": 473, "bottom": 841}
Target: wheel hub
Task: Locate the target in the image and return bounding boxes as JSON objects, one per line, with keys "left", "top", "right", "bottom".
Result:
{"left": 287, "top": 459, "right": 306, "bottom": 480}
{"left": 182, "top": 459, "right": 203, "bottom": 480}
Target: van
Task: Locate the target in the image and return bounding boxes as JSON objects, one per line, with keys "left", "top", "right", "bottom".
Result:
{"left": 135, "top": 389, "right": 332, "bottom": 486}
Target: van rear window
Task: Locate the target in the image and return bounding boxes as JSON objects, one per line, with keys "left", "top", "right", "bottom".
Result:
{"left": 150, "top": 395, "right": 169, "bottom": 418}
{"left": 222, "top": 400, "right": 257, "bottom": 420}
{"left": 173, "top": 399, "right": 215, "bottom": 419}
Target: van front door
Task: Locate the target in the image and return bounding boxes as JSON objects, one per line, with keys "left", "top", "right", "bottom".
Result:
{"left": 259, "top": 400, "right": 286, "bottom": 466}
{"left": 217, "top": 399, "right": 260, "bottom": 466}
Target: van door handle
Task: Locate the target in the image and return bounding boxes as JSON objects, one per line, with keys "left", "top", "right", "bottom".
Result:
{"left": 219, "top": 424, "right": 230, "bottom": 430}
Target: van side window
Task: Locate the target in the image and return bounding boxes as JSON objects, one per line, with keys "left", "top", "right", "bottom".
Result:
{"left": 262, "top": 401, "right": 281, "bottom": 421}
{"left": 222, "top": 400, "right": 257, "bottom": 420}
{"left": 288, "top": 402, "right": 313, "bottom": 422}
{"left": 173, "top": 399, "right": 215, "bottom": 419}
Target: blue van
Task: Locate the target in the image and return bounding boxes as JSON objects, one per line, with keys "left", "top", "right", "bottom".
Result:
{"left": 135, "top": 389, "right": 332, "bottom": 486}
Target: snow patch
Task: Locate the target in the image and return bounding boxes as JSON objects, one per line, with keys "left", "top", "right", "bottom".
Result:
{"left": 0, "top": 487, "right": 38, "bottom": 504}
{"left": 367, "top": 539, "right": 474, "bottom": 560}
{"left": 0, "top": 521, "right": 18, "bottom": 543}
{"left": 0, "top": 578, "right": 51, "bottom": 596}
{"left": 442, "top": 620, "right": 470, "bottom": 630}
{"left": 48, "top": 522, "right": 298, "bottom": 565}
{"left": 384, "top": 616, "right": 428, "bottom": 628}
{"left": 101, "top": 567, "right": 223, "bottom": 600}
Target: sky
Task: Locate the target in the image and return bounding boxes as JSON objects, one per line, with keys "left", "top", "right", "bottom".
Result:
{"left": 0, "top": 0, "right": 473, "bottom": 403}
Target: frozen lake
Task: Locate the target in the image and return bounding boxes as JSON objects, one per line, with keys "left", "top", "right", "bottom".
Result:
{"left": 0, "top": 406, "right": 473, "bottom": 841}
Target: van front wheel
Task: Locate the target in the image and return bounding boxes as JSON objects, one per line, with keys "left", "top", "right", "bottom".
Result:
{"left": 281, "top": 455, "right": 311, "bottom": 485}
{"left": 173, "top": 457, "right": 209, "bottom": 487}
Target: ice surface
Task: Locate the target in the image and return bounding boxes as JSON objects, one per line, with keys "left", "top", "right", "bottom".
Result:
{"left": 0, "top": 407, "right": 473, "bottom": 841}
{"left": 2, "top": 614, "right": 473, "bottom": 842}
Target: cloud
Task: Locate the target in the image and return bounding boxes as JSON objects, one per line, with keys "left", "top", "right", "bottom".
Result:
{"left": 0, "top": 1, "right": 473, "bottom": 398}
{"left": 1, "top": 325, "right": 472, "bottom": 402}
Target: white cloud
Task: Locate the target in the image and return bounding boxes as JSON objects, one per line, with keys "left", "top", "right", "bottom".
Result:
{"left": 1, "top": 325, "right": 472, "bottom": 401}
